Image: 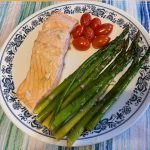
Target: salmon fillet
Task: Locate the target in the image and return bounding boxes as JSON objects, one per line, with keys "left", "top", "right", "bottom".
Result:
{"left": 16, "top": 12, "right": 77, "bottom": 111}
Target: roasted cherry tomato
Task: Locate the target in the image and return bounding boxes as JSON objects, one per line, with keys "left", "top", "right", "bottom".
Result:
{"left": 92, "top": 35, "right": 110, "bottom": 49}
{"left": 90, "top": 18, "right": 101, "bottom": 30}
{"left": 73, "top": 37, "right": 90, "bottom": 51}
{"left": 83, "top": 27, "right": 95, "bottom": 42}
{"left": 95, "top": 23, "right": 113, "bottom": 36}
{"left": 80, "top": 13, "right": 92, "bottom": 27}
{"left": 71, "top": 25, "right": 84, "bottom": 38}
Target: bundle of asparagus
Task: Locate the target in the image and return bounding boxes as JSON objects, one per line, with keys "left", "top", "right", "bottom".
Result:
{"left": 33, "top": 27, "right": 150, "bottom": 146}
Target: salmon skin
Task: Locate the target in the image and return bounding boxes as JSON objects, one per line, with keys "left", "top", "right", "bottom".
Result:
{"left": 16, "top": 12, "right": 77, "bottom": 111}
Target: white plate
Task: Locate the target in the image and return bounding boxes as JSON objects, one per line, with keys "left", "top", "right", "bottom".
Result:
{"left": 0, "top": 1, "right": 150, "bottom": 147}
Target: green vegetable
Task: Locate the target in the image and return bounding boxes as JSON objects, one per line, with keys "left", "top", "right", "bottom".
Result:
{"left": 42, "top": 113, "right": 53, "bottom": 128}
{"left": 36, "top": 100, "right": 56, "bottom": 123}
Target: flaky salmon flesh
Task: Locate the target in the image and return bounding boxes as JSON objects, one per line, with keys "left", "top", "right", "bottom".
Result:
{"left": 16, "top": 12, "right": 77, "bottom": 111}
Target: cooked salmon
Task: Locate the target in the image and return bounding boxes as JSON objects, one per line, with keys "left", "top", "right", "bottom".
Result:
{"left": 16, "top": 12, "right": 77, "bottom": 111}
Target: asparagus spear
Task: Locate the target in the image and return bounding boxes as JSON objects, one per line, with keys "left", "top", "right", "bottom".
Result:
{"left": 42, "top": 113, "right": 53, "bottom": 127}
{"left": 36, "top": 99, "right": 56, "bottom": 123}
{"left": 67, "top": 47, "right": 150, "bottom": 146}
{"left": 67, "top": 102, "right": 100, "bottom": 146}
{"left": 33, "top": 27, "right": 129, "bottom": 114}
{"left": 50, "top": 44, "right": 133, "bottom": 130}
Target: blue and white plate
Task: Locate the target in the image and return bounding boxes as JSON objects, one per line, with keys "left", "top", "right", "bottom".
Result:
{"left": 0, "top": 1, "right": 150, "bottom": 146}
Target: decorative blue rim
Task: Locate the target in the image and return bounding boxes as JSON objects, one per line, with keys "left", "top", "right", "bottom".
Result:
{"left": 0, "top": 3, "right": 150, "bottom": 141}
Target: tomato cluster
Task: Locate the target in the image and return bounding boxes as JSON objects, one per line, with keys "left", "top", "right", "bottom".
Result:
{"left": 71, "top": 13, "right": 113, "bottom": 51}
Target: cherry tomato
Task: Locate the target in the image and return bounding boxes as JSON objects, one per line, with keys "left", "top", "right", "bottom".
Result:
{"left": 90, "top": 18, "right": 101, "bottom": 30}
{"left": 83, "top": 27, "right": 95, "bottom": 42}
{"left": 72, "top": 37, "right": 90, "bottom": 51}
{"left": 71, "top": 25, "right": 84, "bottom": 38}
{"left": 80, "top": 13, "right": 92, "bottom": 27}
{"left": 92, "top": 35, "right": 110, "bottom": 49}
{"left": 95, "top": 23, "right": 113, "bottom": 36}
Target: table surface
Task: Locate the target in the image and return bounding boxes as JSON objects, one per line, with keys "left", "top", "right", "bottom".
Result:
{"left": 0, "top": 1, "right": 150, "bottom": 150}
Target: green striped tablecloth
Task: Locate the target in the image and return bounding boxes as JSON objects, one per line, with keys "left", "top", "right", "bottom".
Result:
{"left": 0, "top": 1, "right": 150, "bottom": 150}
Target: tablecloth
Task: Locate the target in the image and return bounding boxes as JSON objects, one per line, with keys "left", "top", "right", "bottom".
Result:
{"left": 0, "top": 1, "right": 150, "bottom": 150}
